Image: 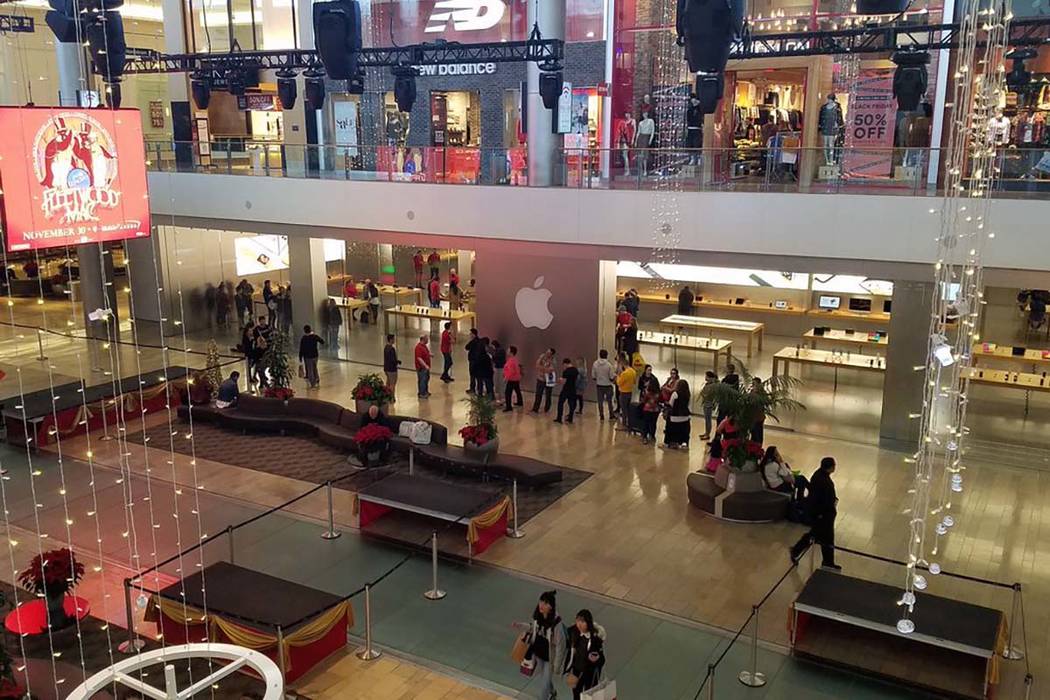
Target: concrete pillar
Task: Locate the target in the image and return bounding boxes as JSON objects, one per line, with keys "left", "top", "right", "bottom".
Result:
{"left": 288, "top": 236, "right": 328, "bottom": 340}
{"left": 124, "top": 237, "right": 166, "bottom": 343}
{"left": 879, "top": 280, "right": 935, "bottom": 450}
{"left": 78, "top": 244, "right": 119, "bottom": 341}
{"left": 456, "top": 251, "right": 473, "bottom": 282}
{"left": 526, "top": 0, "right": 565, "bottom": 186}
{"left": 54, "top": 42, "right": 82, "bottom": 106}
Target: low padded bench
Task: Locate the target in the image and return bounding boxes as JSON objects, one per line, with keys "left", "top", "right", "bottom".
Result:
{"left": 686, "top": 471, "right": 789, "bottom": 522}
{"left": 415, "top": 443, "right": 563, "bottom": 487}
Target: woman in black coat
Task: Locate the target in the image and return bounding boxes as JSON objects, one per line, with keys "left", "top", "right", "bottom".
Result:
{"left": 563, "top": 609, "right": 606, "bottom": 700}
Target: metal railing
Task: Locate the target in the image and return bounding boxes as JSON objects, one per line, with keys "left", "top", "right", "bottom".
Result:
{"left": 144, "top": 138, "right": 1050, "bottom": 199}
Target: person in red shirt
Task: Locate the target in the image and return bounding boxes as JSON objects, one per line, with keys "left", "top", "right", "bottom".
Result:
{"left": 412, "top": 250, "right": 425, "bottom": 288}
{"left": 502, "top": 345, "right": 524, "bottom": 411}
{"left": 428, "top": 274, "right": 442, "bottom": 308}
{"left": 615, "top": 304, "right": 633, "bottom": 353}
{"left": 343, "top": 276, "right": 358, "bottom": 299}
{"left": 440, "top": 321, "right": 455, "bottom": 382}
{"left": 427, "top": 250, "right": 441, "bottom": 280}
{"left": 414, "top": 335, "right": 432, "bottom": 398}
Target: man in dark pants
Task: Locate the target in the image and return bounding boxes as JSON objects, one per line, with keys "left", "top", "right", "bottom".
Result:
{"left": 464, "top": 328, "right": 481, "bottom": 394}
{"left": 790, "top": 457, "right": 840, "bottom": 570}
{"left": 553, "top": 358, "right": 579, "bottom": 424}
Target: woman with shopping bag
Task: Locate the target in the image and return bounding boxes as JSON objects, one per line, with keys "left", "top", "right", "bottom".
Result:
{"left": 563, "top": 609, "right": 606, "bottom": 700}
{"left": 513, "top": 590, "right": 566, "bottom": 700}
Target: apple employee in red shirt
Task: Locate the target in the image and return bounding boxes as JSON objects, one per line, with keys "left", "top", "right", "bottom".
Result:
{"left": 428, "top": 274, "right": 442, "bottom": 308}
{"left": 440, "top": 321, "right": 455, "bottom": 382}
{"left": 427, "top": 250, "right": 441, "bottom": 280}
{"left": 415, "top": 335, "right": 432, "bottom": 398}
{"left": 412, "top": 250, "right": 425, "bottom": 288}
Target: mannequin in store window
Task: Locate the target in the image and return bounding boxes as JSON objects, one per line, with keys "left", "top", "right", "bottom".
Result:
{"left": 616, "top": 111, "right": 636, "bottom": 176}
{"left": 818, "top": 93, "right": 844, "bottom": 166}
{"left": 988, "top": 110, "right": 1011, "bottom": 147}
{"left": 635, "top": 111, "right": 655, "bottom": 177}
{"left": 685, "top": 94, "right": 703, "bottom": 165}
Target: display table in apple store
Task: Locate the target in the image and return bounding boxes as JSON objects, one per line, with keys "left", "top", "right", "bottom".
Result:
{"left": 328, "top": 296, "right": 370, "bottom": 326}
{"left": 804, "top": 328, "right": 889, "bottom": 351}
{"left": 384, "top": 305, "right": 476, "bottom": 334}
{"left": 772, "top": 347, "right": 885, "bottom": 390}
{"left": 971, "top": 343, "right": 1050, "bottom": 370}
{"left": 964, "top": 367, "right": 1050, "bottom": 415}
{"left": 637, "top": 330, "right": 733, "bottom": 369}
{"left": 659, "top": 314, "right": 764, "bottom": 357}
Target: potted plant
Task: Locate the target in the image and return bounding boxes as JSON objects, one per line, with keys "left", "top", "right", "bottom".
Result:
{"left": 351, "top": 373, "right": 395, "bottom": 414}
{"left": 352, "top": 423, "right": 394, "bottom": 468}
{"left": 203, "top": 339, "right": 223, "bottom": 400}
{"left": 0, "top": 590, "right": 20, "bottom": 698}
{"left": 262, "top": 329, "right": 295, "bottom": 402}
{"left": 704, "top": 366, "right": 804, "bottom": 472}
{"left": 18, "top": 547, "right": 84, "bottom": 629}
{"left": 460, "top": 393, "right": 499, "bottom": 463}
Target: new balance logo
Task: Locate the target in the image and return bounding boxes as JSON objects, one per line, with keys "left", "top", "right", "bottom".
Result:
{"left": 424, "top": 0, "right": 505, "bottom": 33}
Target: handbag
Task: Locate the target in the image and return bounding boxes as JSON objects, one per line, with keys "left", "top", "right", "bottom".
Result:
{"left": 581, "top": 679, "right": 617, "bottom": 700}
{"left": 519, "top": 658, "right": 536, "bottom": 677}
{"left": 510, "top": 632, "right": 530, "bottom": 664}
{"left": 566, "top": 673, "right": 579, "bottom": 689}
{"left": 409, "top": 420, "right": 432, "bottom": 445}
{"left": 297, "top": 363, "right": 306, "bottom": 378}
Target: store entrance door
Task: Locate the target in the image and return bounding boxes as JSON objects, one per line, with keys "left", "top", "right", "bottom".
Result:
{"left": 429, "top": 90, "right": 481, "bottom": 182}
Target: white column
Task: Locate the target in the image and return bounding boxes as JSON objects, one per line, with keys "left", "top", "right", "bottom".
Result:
{"left": 926, "top": 0, "right": 956, "bottom": 188}
{"left": 600, "top": 0, "right": 615, "bottom": 181}
{"left": 54, "top": 42, "right": 82, "bottom": 106}
{"left": 288, "top": 236, "right": 328, "bottom": 339}
{"left": 526, "top": 0, "right": 566, "bottom": 186}
{"left": 162, "top": 0, "right": 189, "bottom": 101}
{"left": 457, "top": 251, "right": 473, "bottom": 281}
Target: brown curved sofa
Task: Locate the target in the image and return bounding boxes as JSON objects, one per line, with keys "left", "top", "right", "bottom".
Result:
{"left": 177, "top": 395, "right": 562, "bottom": 486}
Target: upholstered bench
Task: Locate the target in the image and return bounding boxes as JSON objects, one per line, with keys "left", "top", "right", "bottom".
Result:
{"left": 687, "top": 467, "right": 790, "bottom": 523}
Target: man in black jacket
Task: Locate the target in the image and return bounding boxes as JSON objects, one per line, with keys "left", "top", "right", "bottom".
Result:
{"left": 790, "top": 457, "right": 840, "bottom": 570}
{"left": 464, "top": 328, "right": 481, "bottom": 394}
{"left": 474, "top": 338, "right": 495, "bottom": 399}
{"left": 298, "top": 325, "right": 324, "bottom": 388}
{"left": 677, "top": 285, "right": 695, "bottom": 315}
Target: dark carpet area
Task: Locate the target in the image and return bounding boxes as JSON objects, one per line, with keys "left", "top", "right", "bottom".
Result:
{"left": 126, "top": 421, "right": 591, "bottom": 526}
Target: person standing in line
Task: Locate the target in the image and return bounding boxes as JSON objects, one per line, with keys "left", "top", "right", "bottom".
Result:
{"left": 614, "top": 356, "right": 637, "bottom": 430}
{"left": 428, "top": 273, "right": 442, "bottom": 309}
{"left": 623, "top": 289, "right": 641, "bottom": 318}
{"left": 790, "top": 457, "right": 840, "bottom": 570}
{"left": 298, "top": 324, "right": 324, "bottom": 389}
{"left": 563, "top": 610, "right": 605, "bottom": 700}
{"left": 573, "top": 356, "right": 587, "bottom": 416}
{"left": 699, "top": 370, "right": 719, "bottom": 440}
{"left": 503, "top": 346, "right": 524, "bottom": 411}
{"left": 663, "top": 379, "right": 691, "bottom": 449}
{"left": 614, "top": 304, "right": 633, "bottom": 354}
{"left": 464, "top": 328, "right": 481, "bottom": 394}
{"left": 262, "top": 279, "right": 276, "bottom": 326}
{"left": 384, "top": 334, "right": 400, "bottom": 400}
{"left": 677, "top": 285, "right": 695, "bottom": 315}
{"left": 717, "top": 362, "right": 741, "bottom": 424}
{"left": 252, "top": 315, "right": 272, "bottom": 388}
{"left": 553, "top": 358, "right": 579, "bottom": 424}
{"left": 530, "top": 348, "right": 556, "bottom": 414}
{"left": 475, "top": 337, "right": 496, "bottom": 399}
{"left": 365, "top": 279, "right": 381, "bottom": 324}
{"left": 278, "top": 284, "right": 293, "bottom": 336}
{"left": 492, "top": 340, "right": 507, "bottom": 404}
{"left": 591, "top": 350, "right": 616, "bottom": 421}
{"left": 427, "top": 249, "right": 441, "bottom": 280}
{"left": 448, "top": 268, "right": 462, "bottom": 310}
{"left": 215, "top": 283, "right": 231, "bottom": 329}
{"left": 412, "top": 249, "right": 425, "bottom": 288}
{"left": 240, "top": 319, "right": 256, "bottom": 391}
{"left": 323, "top": 298, "right": 342, "bottom": 350}
{"left": 749, "top": 376, "right": 768, "bottom": 444}
{"left": 414, "top": 335, "right": 432, "bottom": 399}
{"left": 513, "top": 591, "right": 565, "bottom": 700}
{"left": 639, "top": 373, "right": 661, "bottom": 444}
{"left": 439, "top": 322, "right": 455, "bottom": 382}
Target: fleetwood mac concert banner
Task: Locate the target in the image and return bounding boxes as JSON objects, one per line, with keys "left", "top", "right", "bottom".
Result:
{"left": 843, "top": 70, "right": 897, "bottom": 179}
{"left": 0, "top": 107, "right": 150, "bottom": 251}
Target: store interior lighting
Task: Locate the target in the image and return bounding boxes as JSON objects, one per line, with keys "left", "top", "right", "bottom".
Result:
{"left": 617, "top": 261, "right": 895, "bottom": 296}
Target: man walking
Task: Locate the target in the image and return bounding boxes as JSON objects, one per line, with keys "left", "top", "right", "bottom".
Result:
{"left": 553, "top": 357, "right": 579, "bottom": 424}
{"left": 440, "top": 322, "right": 455, "bottom": 382}
{"left": 790, "top": 457, "right": 840, "bottom": 570}
{"left": 414, "top": 335, "right": 432, "bottom": 399}
{"left": 464, "top": 328, "right": 481, "bottom": 394}
{"left": 591, "top": 349, "right": 616, "bottom": 420}
{"left": 615, "top": 356, "right": 637, "bottom": 429}
{"left": 384, "top": 334, "right": 400, "bottom": 399}
{"left": 298, "top": 324, "right": 324, "bottom": 388}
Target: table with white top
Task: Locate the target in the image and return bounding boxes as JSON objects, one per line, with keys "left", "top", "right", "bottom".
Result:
{"left": 964, "top": 366, "right": 1050, "bottom": 415}
{"left": 971, "top": 343, "right": 1050, "bottom": 370}
{"left": 659, "top": 314, "right": 763, "bottom": 357}
{"left": 384, "top": 304, "right": 476, "bottom": 335}
{"left": 772, "top": 347, "right": 886, "bottom": 391}
{"left": 327, "top": 295, "right": 371, "bottom": 327}
{"left": 637, "top": 330, "right": 733, "bottom": 369}
{"left": 804, "top": 328, "right": 889, "bottom": 351}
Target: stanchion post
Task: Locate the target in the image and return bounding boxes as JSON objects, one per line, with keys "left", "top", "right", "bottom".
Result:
{"left": 322, "top": 481, "right": 342, "bottom": 540}
{"left": 117, "top": 579, "right": 145, "bottom": 654}
{"left": 99, "top": 398, "right": 113, "bottom": 441}
{"left": 707, "top": 663, "right": 716, "bottom": 700}
{"left": 36, "top": 329, "right": 47, "bottom": 361}
{"left": 409, "top": 447, "right": 415, "bottom": 476}
{"left": 1002, "top": 583, "right": 1025, "bottom": 660}
{"left": 738, "top": 606, "right": 767, "bottom": 687}
{"left": 227, "top": 525, "right": 235, "bottom": 565}
{"left": 506, "top": 479, "right": 525, "bottom": 539}
{"left": 355, "top": 584, "right": 382, "bottom": 660}
{"left": 424, "top": 531, "right": 446, "bottom": 600}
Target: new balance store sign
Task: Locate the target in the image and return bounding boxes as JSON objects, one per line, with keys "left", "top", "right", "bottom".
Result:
{"left": 415, "top": 63, "right": 498, "bottom": 77}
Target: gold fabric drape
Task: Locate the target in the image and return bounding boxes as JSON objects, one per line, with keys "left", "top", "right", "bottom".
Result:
{"left": 466, "top": 496, "right": 512, "bottom": 544}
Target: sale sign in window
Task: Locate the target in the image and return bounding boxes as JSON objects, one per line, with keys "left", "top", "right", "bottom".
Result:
{"left": 842, "top": 70, "right": 898, "bottom": 180}
{"left": 0, "top": 107, "right": 151, "bottom": 251}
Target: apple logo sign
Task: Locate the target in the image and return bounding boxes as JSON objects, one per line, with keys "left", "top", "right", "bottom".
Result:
{"left": 515, "top": 276, "right": 554, "bottom": 330}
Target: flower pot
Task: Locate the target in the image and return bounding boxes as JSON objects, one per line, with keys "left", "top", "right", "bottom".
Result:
{"left": 355, "top": 399, "right": 389, "bottom": 415}
{"left": 464, "top": 437, "right": 499, "bottom": 464}
{"left": 45, "top": 590, "right": 69, "bottom": 628}
{"left": 356, "top": 441, "right": 390, "bottom": 469}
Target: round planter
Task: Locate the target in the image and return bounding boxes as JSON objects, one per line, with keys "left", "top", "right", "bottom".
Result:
{"left": 355, "top": 399, "right": 390, "bottom": 415}
{"left": 356, "top": 441, "right": 390, "bottom": 469}
{"left": 464, "top": 436, "right": 499, "bottom": 464}
{"left": 45, "top": 591, "right": 69, "bottom": 629}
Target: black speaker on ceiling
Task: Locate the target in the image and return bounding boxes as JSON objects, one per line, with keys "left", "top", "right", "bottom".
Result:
{"left": 45, "top": 0, "right": 80, "bottom": 42}
{"left": 676, "top": 0, "right": 743, "bottom": 115}
{"left": 313, "top": 0, "right": 362, "bottom": 80}
{"left": 227, "top": 70, "right": 248, "bottom": 96}
{"left": 105, "top": 81, "right": 122, "bottom": 108}
{"left": 347, "top": 68, "right": 365, "bottom": 95}
{"left": 304, "top": 74, "right": 326, "bottom": 110}
{"left": 539, "top": 71, "right": 562, "bottom": 109}
{"left": 393, "top": 66, "right": 417, "bottom": 113}
{"left": 276, "top": 71, "right": 297, "bottom": 110}
{"left": 891, "top": 50, "right": 930, "bottom": 112}
{"left": 191, "top": 77, "right": 211, "bottom": 110}
{"left": 855, "top": 0, "right": 909, "bottom": 12}
{"left": 695, "top": 73, "right": 724, "bottom": 115}
{"left": 84, "top": 11, "right": 126, "bottom": 83}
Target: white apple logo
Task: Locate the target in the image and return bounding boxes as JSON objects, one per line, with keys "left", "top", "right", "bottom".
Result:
{"left": 515, "top": 275, "right": 554, "bottom": 330}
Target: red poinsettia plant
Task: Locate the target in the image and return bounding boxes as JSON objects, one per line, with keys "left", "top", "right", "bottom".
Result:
{"left": 351, "top": 373, "right": 395, "bottom": 404}
{"left": 721, "top": 438, "right": 765, "bottom": 468}
{"left": 18, "top": 547, "right": 85, "bottom": 597}
{"left": 459, "top": 424, "right": 495, "bottom": 446}
{"left": 263, "top": 386, "right": 295, "bottom": 401}
{"left": 353, "top": 423, "right": 393, "bottom": 446}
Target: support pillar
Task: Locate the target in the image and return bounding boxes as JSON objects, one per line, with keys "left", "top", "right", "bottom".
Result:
{"left": 124, "top": 237, "right": 166, "bottom": 344}
{"left": 879, "top": 280, "right": 935, "bottom": 450}
{"left": 162, "top": 0, "right": 193, "bottom": 168}
{"left": 54, "top": 42, "right": 83, "bottom": 106}
{"left": 456, "top": 251, "right": 473, "bottom": 282}
{"left": 78, "top": 244, "right": 119, "bottom": 341}
{"left": 526, "top": 0, "right": 566, "bottom": 186}
{"left": 288, "top": 237, "right": 328, "bottom": 340}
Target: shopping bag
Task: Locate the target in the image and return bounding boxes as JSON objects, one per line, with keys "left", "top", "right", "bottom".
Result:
{"left": 519, "top": 657, "right": 536, "bottom": 677}
{"left": 510, "top": 632, "right": 530, "bottom": 664}
{"left": 581, "top": 679, "right": 616, "bottom": 700}
{"left": 409, "top": 420, "right": 432, "bottom": 445}
{"left": 297, "top": 363, "right": 306, "bottom": 378}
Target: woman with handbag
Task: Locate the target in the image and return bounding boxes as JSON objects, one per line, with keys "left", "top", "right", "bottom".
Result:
{"left": 563, "top": 609, "right": 605, "bottom": 700}
{"left": 513, "top": 590, "right": 565, "bottom": 700}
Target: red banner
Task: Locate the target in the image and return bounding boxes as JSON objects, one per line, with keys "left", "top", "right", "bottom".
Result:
{"left": 843, "top": 70, "right": 897, "bottom": 179}
{"left": 0, "top": 107, "right": 151, "bottom": 251}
